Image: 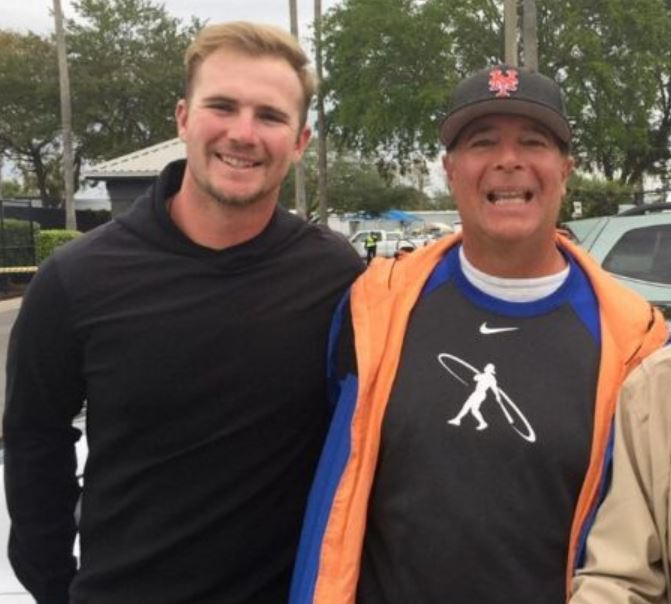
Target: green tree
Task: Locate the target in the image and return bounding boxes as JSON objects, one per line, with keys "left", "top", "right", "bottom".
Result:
{"left": 561, "top": 173, "right": 634, "bottom": 220}
{"left": 0, "top": 178, "right": 28, "bottom": 199}
{"left": 280, "top": 144, "right": 428, "bottom": 214}
{"left": 537, "top": 0, "right": 671, "bottom": 187}
{"left": 68, "top": 0, "right": 201, "bottom": 163}
{"left": 0, "top": 31, "right": 63, "bottom": 206}
{"left": 0, "top": 0, "right": 201, "bottom": 207}
{"left": 320, "top": 0, "right": 500, "bottom": 166}
{"left": 321, "top": 0, "right": 671, "bottom": 188}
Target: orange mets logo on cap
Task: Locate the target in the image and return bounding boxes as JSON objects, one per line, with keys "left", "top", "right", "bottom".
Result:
{"left": 488, "top": 67, "right": 519, "bottom": 98}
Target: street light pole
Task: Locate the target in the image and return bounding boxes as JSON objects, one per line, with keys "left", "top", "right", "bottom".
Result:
{"left": 522, "top": 0, "right": 538, "bottom": 71}
{"left": 504, "top": 0, "right": 518, "bottom": 67}
{"left": 314, "top": 0, "right": 328, "bottom": 225}
{"left": 288, "top": 0, "right": 308, "bottom": 219}
{"left": 53, "top": 0, "right": 77, "bottom": 231}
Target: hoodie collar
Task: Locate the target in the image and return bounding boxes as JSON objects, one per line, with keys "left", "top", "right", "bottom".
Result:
{"left": 116, "top": 159, "right": 305, "bottom": 272}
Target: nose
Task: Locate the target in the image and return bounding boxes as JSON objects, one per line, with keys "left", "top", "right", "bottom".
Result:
{"left": 494, "top": 141, "right": 523, "bottom": 172}
{"left": 228, "top": 111, "right": 256, "bottom": 145}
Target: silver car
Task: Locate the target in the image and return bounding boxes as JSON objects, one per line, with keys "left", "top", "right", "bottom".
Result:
{"left": 564, "top": 202, "right": 671, "bottom": 321}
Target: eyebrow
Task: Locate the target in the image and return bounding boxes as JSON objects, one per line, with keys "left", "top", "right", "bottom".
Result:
{"left": 461, "top": 123, "right": 496, "bottom": 140}
{"left": 520, "top": 123, "right": 553, "bottom": 138}
{"left": 201, "top": 94, "right": 236, "bottom": 105}
{"left": 461, "top": 120, "right": 554, "bottom": 141}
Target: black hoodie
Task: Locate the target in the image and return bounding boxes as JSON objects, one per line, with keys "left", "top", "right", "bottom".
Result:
{"left": 4, "top": 160, "right": 363, "bottom": 604}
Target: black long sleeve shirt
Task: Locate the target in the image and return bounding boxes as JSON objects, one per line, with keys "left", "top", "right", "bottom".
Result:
{"left": 3, "top": 160, "right": 363, "bottom": 604}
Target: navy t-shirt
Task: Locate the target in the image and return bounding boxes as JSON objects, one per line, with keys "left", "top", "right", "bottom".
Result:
{"left": 356, "top": 247, "right": 600, "bottom": 603}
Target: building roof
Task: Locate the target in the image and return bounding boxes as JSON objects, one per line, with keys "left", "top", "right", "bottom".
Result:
{"left": 83, "top": 137, "right": 185, "bottom": 180}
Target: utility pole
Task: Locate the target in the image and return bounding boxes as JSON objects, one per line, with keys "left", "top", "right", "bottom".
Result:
{"left": 314, "top": 0, "right": 328, "bottom": 225}
{"left": 504, "top": 0, "right": 518, "bottom": 67}
{"left": 522, "top": 0, "right": 538, "bottom": 71}
{"left": 288, "top": 0, "right": 308, "bottom": 219}
{"left": 53, "top": 0, "right": 77, "bottom": 231}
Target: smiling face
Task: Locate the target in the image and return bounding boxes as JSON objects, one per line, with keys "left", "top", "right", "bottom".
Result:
{"left": 443, "top": 114, "right": 573, "bottom": 274}
{"left": 175, "top": 49, "right": 310, "bottom": 210}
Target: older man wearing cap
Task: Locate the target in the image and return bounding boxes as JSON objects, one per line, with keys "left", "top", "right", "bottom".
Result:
{"left": 289, "top": 66, "right": 668, "bottom": 604}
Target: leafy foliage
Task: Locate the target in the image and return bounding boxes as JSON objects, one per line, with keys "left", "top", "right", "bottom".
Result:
{"left": 0, "top": 178, "right": 30, "bottom": 199}
{"left": 320, "top": 0, "right": 501, "bottom": 165}
{"left": 0, "top": 219, "right": 40, "bottom": 267}
{"left": 0, "top": 31, "right": 62, "bottom": 206}
{"left": 37, "top": 229, "right": 81, "bottom": 263}
{"left": 0, "top": 0, "right": 200, "bottom": 206}
{"left": 320, "top": 0, "right": 671, "bottom": 188}
{"left": 561, "top": 173, "right": 634, "bottom": 220}
{"left": 280, "top": 144, "right": 428, "bottom": 214}
{"left": 67, "top": 0, "right": 201, "bottom": 162}
{"left": 536, "top": 0, "right": 671, "bottom": 185}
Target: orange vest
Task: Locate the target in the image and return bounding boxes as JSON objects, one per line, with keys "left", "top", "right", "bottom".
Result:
{"left": 293, "top": 233, "right": 668, "bottom": 603}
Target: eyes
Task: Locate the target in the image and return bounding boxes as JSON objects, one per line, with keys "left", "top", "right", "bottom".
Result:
{"left": 466, "top": 132, "right": 552, "bottom": 150}
{"left": 257, "top": 109, "right": 288, "bottom": 124}
{"left": 204, "top": 100, "right": 290, "bottom": 125}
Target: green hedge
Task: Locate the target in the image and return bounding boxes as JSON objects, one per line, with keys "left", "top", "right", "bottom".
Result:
{"left": 37, "top": 229, "right": 81, "bottom": 264}
{"left": 0, "top": 219, "right": 40, "bottom": 267}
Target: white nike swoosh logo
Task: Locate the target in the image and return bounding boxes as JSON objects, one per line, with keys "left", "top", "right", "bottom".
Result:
{"left": 479, "top": 322, "right": 519, "bottom": 335}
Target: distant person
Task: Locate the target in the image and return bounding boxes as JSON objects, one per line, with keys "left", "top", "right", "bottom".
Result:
{"left": 571, "top": 344, "right": 671, "bottom": 604}
{"left": 364, "top": 232, "right": 377, "bottom": 264}
{"left": 3, "top": 22, "right": 362, "bottom": 604}
{"left": 290, "top": 65, "right": 667, "bottom": 603}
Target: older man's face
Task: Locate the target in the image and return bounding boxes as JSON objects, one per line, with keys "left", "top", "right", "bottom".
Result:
{"left": 444, "top": 114, "right": 573, "bottom": 270}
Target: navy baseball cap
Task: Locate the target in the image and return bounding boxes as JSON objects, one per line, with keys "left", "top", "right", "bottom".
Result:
{"left": 439, "top": 65, "right": 571, "bottom": 148}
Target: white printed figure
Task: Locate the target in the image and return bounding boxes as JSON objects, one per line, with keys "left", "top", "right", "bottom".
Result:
{"left": 438, "top": 353, "right": 536, "bottom": 443}
{"left": 448, "top": 363, "right": 501, "bottom": 431}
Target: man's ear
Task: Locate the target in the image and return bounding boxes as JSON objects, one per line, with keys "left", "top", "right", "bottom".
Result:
{"left": 175, "top": 99, "right": 188, "bottom": 142}
{"left": 560, "top": 155, "right": 575, "bottom": 196}
{"left": 293, "top": 126, "right": 311, "bottom": 162}
{"left": 442, "top": 152, "right": 454, "bottom": 188}
{"left": 562, "top": 155, "right": 575, "bottom": 180}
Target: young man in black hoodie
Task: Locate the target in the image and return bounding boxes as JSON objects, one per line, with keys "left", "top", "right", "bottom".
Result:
{"left": 3, "top": 21, "right": 362, "bottom": 604}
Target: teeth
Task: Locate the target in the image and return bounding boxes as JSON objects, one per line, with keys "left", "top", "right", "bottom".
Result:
{"left": 217, "top": 154, "right": 258, "bottom": 168}
{"left": 487, "top": 190, "right": 532, "bottom": 204}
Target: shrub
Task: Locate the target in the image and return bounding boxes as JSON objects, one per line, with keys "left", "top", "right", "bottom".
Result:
{"left": 37, "top": 229, "right": 81, "bottom": 264}
{"left": 0, "top": 219, "right": 40, "bottom": 266}
{"left": 562, "top": 174, "right": 634, "bottom": 221}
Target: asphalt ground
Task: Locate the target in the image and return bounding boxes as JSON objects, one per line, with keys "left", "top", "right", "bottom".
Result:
{"left": 0, "top": 299, "right": 22, "bottom": 440}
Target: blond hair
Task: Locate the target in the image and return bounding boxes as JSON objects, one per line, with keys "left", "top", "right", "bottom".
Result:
{"left": 184, "top": 21, "right": 317, "bottom": 128}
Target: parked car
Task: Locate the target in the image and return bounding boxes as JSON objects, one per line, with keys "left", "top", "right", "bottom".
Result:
{"left": 349, "top": 229, "right": 429, "bottom": 259}
{"left": 563, "top": 202, "right": 671, "bottom": 321}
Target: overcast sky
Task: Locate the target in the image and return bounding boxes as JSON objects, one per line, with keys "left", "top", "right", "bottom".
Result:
{"left": 0, "top": 1, "right": 340, "bottom": 45}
